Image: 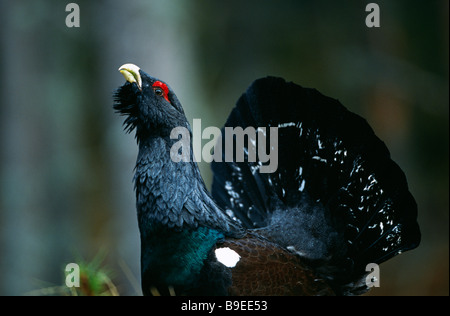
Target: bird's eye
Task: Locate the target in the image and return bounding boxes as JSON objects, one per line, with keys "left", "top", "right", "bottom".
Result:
{"left": 152, "top": 81, "right": 171, "bottom": 103}
{"left": 154, "top": 87, "right": 164, "bottom": 96}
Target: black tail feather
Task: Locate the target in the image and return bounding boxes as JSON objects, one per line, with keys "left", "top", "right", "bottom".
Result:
{"left": 211, "top": 77, "right": 420, "bottom": 293}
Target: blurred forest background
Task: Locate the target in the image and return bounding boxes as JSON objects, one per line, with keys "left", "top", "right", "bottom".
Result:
{"left": 0, "top": 0, "right": 448, "bottom": 296}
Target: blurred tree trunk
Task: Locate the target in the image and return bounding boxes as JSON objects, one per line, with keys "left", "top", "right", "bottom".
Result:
{"left": 0, "top": 1, "right": 116, "bottom": 295}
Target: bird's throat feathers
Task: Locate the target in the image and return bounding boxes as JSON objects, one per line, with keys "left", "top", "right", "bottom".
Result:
{"left": 135, "top": 137, "right": 188, "bottom": 225}
{"left": 134, "top": 134, "right": 224, "bottom": 233}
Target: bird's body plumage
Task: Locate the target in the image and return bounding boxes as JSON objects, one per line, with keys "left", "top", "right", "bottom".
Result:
{"left": 114, "top": 65, "right": 420, "bottom": 296}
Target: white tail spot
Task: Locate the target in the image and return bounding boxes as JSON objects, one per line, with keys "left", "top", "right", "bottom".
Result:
{"left": 215, "top": 247, "right": 241, "bottom": 268}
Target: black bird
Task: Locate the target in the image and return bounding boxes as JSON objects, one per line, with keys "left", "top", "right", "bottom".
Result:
{"left": 114, "top": 63, "right": 420, "bottom": 295}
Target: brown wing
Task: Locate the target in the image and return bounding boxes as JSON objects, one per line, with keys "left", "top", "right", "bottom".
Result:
{"left": 215, "top": 233, "right": 335, "bottom": 296}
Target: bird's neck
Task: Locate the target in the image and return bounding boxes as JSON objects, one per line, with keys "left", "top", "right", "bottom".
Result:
{"left": 134, "top": 134, "right": 237, "bottom": 233}
{"left": 134, "top": 136, "right": 192, "bottom": 229}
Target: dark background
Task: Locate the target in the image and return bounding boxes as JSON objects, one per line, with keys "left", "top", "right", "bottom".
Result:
{"left": 0, "top": 0, "right": 448, "bottom": 296}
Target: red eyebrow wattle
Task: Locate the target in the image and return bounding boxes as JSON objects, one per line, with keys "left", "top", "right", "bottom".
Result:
{"left": 152, "top": 81, "right": 170, "bottom": 102}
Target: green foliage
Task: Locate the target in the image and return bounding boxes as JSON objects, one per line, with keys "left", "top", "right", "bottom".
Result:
{"left": 67, "top": 257, "right": 118, "bottom": 296}
{"left": 28, "top": 254, "right": 119, "bottom": 296}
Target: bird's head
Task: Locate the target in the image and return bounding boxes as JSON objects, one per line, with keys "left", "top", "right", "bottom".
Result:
{"left": 114, "top": 63, "right": 189, "bottom": 140}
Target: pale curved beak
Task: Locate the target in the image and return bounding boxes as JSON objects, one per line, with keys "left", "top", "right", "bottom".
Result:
{"left": 118, "top": 63, "right": 142, "bottom": 91}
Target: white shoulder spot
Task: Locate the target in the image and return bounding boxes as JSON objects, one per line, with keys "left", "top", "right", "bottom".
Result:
{"left": 215, "top": 247, "right": 241, "bottom": 268}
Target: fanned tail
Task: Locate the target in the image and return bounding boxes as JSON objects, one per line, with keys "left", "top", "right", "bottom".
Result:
{"left": 211, "top": 77, "right": 420, "bottom": 294}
